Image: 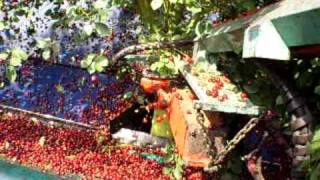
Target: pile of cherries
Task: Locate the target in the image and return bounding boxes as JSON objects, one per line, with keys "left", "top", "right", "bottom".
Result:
{"left": 206, "top": 75, "right": 249, "bottom": 102}
{"left": 0, "top": 112, "right": 169, "bottom": 179}
{"left": 206, "top": 76, "right": 229, "bottom": 102}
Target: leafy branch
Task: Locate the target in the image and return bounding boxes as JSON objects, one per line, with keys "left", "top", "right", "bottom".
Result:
{"left": 53, "top": 0, "right": 112, "bottom": 41}
{"left": 0, "top": 48, "right": 28, "bottom": 82}
{"left": 80, "top": 52, "right": 109, "bottom": 74}
{"left": 36, "top": 38, "right": 60, "bottom": 61}
{"left": 162, "top": 144, "right": 185, "bottom": 179}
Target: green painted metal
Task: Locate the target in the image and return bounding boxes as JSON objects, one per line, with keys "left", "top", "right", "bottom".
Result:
{"left": 0, "top": 160, "right": 60, "bottom": 180}
{"left": 272, "top": 8, "right": 320, "bottom": 47}
{"left": 201, "top": 0, "right": 320, "bottom": 60}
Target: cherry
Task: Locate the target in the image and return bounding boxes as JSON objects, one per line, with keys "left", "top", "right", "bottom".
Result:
{"left": 90, "top": 75, "right": 100, "bottom": 84}
{"left": 240, "top": 92, "right": 248, "bottom": 100}
{"left": 217, "top": 96, "right": 225, "bottom": 102}
{"left": 0, "top": 112, "right": 171, "bottom": 179}
{"left": 211, "top": 90, "right": 219, "bottom": 98}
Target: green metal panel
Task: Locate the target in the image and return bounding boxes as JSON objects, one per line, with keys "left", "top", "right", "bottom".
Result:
{"left": 201, "top": 0, "right": 320, "bottom": 59}
{"left": 0, "top": 160, "right": 60, "bottom": 180}
{"left": 272, "top": 9, "right": 320, "bottom": 47}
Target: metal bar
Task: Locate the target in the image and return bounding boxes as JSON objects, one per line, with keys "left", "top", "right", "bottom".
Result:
{"left": 194, "top": 101, "right": 261, "bottom": 115}
{"left": 0, "top": 104, "right": 97, "bottom": 130}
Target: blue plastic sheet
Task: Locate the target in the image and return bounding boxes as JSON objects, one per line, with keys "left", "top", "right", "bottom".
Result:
{"left": 0, "top": 62, "right": 135, "bottom": 125}
{"left": 0, "top": 1, "right": 141, "bottom": 125}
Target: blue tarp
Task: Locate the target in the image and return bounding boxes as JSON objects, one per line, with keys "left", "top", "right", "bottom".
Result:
{"left": 0, "top": 62, "right": 135, "bottom": 125}
{"left": 0, "top": 1, "right": 140, "bottom": 125}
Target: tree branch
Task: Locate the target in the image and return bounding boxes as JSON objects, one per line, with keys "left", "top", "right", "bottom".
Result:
{"left": 111, "top": 39, "right": 196, "bottom": 62}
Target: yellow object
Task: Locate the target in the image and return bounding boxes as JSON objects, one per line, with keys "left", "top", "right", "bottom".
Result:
{"left": 151, "top": 109, "right": 173, "bottom": 139}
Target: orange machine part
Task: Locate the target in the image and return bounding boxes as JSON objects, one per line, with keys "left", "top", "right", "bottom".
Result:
{"left": 140, "top": 77, "right": 170, "bottom": 94}
{"left": 167, "top": 89, "right": 222, "bottom": 167}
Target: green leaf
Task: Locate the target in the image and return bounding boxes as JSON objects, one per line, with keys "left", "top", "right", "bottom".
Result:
{"left": 239, "top": 0, "right": 256, "bottom": 11}
{"left": 310, "top": 163, "right": 320, "bottom": 180}
{"left": 94, "top": 55, "right": 109, "bottom": 72}
{"left": 169, "top": 0, "right": 177, "bottom": 3}
{"left": 56, "top": 84, "right": 64, "bottom": 93}
{"left": 81, "top": 54, "right": 96, "bottom": 68}
{"left": 173, "top": 166, "right": 183, "bottom": 179}
{"left": 6, "top": 66, "right": 17, "bottom": 82}
{"left": 83, "top": 24, "right": 94, "bottom": 36}
{"left": 150, "top": 63, "right": 160, "bottom": 71}
{"left": 151, "top": 0, "right": 164, "bottom": 10}
{"left": 162, "top": 167, "right": 172, "bottom": 175}
{"left": 88, "top": 62, "right": 97, "bottom": 74}
{"left": 186, "top": 6, "right": 202, "bottom": 14}
{"left": 94, "top": 63, "right": 104, "bottom": 72}
{"left": 9, "top": 57, "right": 22, "bottom": 66}
{"left": 95, "top": 23, "right": 111, "bottom": 36}
{"left": 0, "top": 53, "right": 8, "bottom": 60}
{"left": 165, "top": 154, "right": 175, "bottom": 162}
{"left": 51, "top": 41, "right": 60, "bottom": 54}
{"left": 80, "top": 60, "right": 90, "bottom": 68}
{"left": 314, "top": 85, "right": 320, "bottom": 95}
{"left": 42, "top": 49, "right": 51, "bottom": 61}
{"left": 165, "top": 62, "right": 174, "bottom": 69}
{"left": 11, "top": 48, "right": 28, "bottom": 61}
{"left": 313, "top": 128, "right": 320, "bottom": 142}
{"left": 93, "top": 0, "right": 109, "bottom": 9}
{"left": 95, "top": 55, "right": 109, "bottom": 67}
{"left": 123, "top": 91, "right": 133, "bottom": 100}
{"left": 36, "top": 38, "right": 51, "bottom": 49}
{"left": 176, "top": 157, "right": 184, "bottom": 166}
{"left": 0, "top": 21, "right": 6, "bottom": 30}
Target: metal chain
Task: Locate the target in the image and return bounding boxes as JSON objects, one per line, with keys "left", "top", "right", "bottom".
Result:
{"left": 213, "top": 117, "right": 262, "bottom": 165}
{"left": 195, "top": 110, "right": 264, "bottom": 172}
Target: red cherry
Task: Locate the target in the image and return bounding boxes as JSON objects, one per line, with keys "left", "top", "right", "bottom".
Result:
{"left": 217, "top": 96, "right": 225, "bottom": 102}
{"left": 211, "top": 90, "right": 219, "bottom": 98}
{"left": 240, "top": 92, "right": 248, "bottom": 100}
{"left": 91, "top": 75, "right": 99, "bottom": 84}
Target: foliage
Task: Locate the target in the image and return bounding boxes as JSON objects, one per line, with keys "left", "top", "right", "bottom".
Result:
{"left": 150, "top": 52, "right": 178, "bottom": 77}
{"left": 53, "top": 0, "right": 113, "bottom": 41}
{"left": 303, "top": 127, "right": 320, "bottom": 180}
{"left": 80, "top": 52, "right": 109, "bottom": 74}
{"left": 162, "top": 144, "right": 185, "bottom": 179}
{"left": 110, "top": 0, "right": 278, "bottom": 42}
{"left": 0, "top": 48, "right": 28, "bottom": 82}
{"left": 36, "top": 38, "right": 60, "bottom": 61}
